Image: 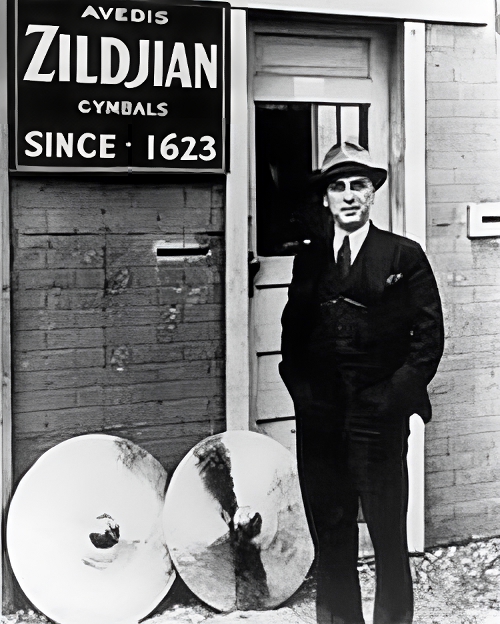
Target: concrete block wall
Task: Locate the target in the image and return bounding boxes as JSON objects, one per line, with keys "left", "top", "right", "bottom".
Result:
{"left": 425, "top": 22, "right": 500, "bottom": 545}
{"left": 10, "top": 177, "right": 226, "bottom": 485}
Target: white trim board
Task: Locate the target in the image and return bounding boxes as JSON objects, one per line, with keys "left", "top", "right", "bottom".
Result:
{"left": 225, "top": 9, "right": 251, "bottom": 431}
{"left": 404, "top": 22, "right": 427, "bottom": 250}
{"left": 403, "top": 22, "right": 427, "bottom": 553}
{"left": 220, "top": 0, "right": 492, "bottom": 26}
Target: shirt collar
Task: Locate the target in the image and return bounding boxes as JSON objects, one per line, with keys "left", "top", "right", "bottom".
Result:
{"left": 333, "top": 220, "right": 371, "bottom": 262}
{"left": 334, "top": 220, "right": 370, "bottom": 244}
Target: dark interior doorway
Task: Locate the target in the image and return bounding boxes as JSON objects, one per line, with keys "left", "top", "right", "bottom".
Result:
{"left": 255, "top": 102, "right": 369, "bottom": 256}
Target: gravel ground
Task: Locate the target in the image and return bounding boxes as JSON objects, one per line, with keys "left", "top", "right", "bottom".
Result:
{"left": 2, "top": 537, "right": 499, "bottom": 624}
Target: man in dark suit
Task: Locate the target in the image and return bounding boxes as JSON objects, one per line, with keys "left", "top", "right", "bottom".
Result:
{"left": 279, "top": 142, "right": 444, "bottom": 624}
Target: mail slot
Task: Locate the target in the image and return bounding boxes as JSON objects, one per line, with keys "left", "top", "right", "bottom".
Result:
{"left": 155, "top": 243, "right": 211, "bottom": 260}
{"left": 467, "top": 203, "right": 500, "bottom": 238}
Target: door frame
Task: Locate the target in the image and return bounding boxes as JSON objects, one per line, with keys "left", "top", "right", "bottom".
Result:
{"left": 225, "top": 13, "right": 427, "bottom": 551}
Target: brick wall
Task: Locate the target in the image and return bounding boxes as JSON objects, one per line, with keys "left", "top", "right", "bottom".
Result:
{"left": 425, "top": 22, "right": 500, "bottom": 545}
{"left": 11, "top": 177, "right": 226, "bottom": 485}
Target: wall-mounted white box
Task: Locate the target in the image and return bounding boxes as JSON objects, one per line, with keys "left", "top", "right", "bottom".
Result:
{"left": 467, "top": 203, "right": 500, "bottom": 238}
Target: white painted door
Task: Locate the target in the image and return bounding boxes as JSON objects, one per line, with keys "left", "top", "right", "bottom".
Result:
{"left": 248, "top": 20, "right": 397, "bottom": 556}
{"left": 249, "top": 21, "right": 393, "bottom": 450}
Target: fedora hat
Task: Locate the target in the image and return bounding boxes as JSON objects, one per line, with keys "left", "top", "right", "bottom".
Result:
{"left": 311, "top": 141, "right": 387, "bottom": 191}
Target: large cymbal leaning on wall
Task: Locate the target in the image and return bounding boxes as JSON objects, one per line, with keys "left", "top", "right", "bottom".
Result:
{"left": 163, "top": 430, "right": 314, "bottom": 612}
{"left": 7, "top": 434, "right": 175, "bottom": 624}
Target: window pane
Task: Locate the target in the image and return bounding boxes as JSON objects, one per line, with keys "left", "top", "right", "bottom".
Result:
{"left": 340, "top": 105, "right": 360, "bottom": 144}
{"left": 255, "top": 102, "right": 370, "bottom": 257}
{"left": 255, "top": 103, "right": 312, "bottom": 256}
{"left": 316, "top": 104, "right": 369, "bottom": 168}
{"left": 317, "top": 105, "right": 338, "bottom": 168}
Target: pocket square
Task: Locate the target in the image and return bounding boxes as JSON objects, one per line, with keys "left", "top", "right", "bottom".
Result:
{"left": 386, "top": 273, "right": 403, "bottom": 286}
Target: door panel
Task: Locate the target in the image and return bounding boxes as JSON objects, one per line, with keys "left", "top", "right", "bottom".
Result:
{"left": 257, "top": 419, "right": 297, "bottom": 455}
{"left": 255, "top": 34, "right": 370, "bottom": 77}
{"left": 255, "top": 256, "right": 294, "bottom": 286}
{"left": 254, "top": 287, "right": 288, "bottom": 353}
{"left": 256, "top": 353, "right": 294, "bottom": 420}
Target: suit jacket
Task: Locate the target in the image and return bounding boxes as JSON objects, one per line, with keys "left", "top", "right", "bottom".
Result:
{"left": 279, "top": 219, "right": 444, "bottom": 423}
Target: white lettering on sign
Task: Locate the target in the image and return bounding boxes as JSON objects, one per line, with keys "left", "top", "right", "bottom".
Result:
{"left": 125, "top": 40, "right": 149, "bottom": 88}
{"left": 23, "top": 26, "right": 217, "bottom": 88}
{"left": 81, "top": 6, "right": 100, "bottom": 19}
{"left": 115, "top": 8, "right": 127, "bottom": 21}
{"left": 59, "top": 34, "right": 71, "bottom": 81}
{"left": 194, "top": 43, "right": 217, "bottom": 89}
{"left": 24, "top": 131, "right": 217, "bottom": 162}
{"left": 81, "top": 5, "right": 168, "bottom": 23}
{"left": 24, "top": 131, "right": 117, "bottom": 158}
{"left": 165, "top": 43, "right": 191, "bottom": 87}
{"left": 25, "top": 131, "right": 43, "bottom": 156}
{"left": 57, "top": 133, "right": 73, "bottom": 157}
{"left": 78, "top": 100, "right": 91, "bottom": 113}
{"left": 148, "top": 134, "right": 216, "bottom": 161}
{"left": 154, "top": 41, "right": 163, "bottom": 86}
{"left": 23, "top": 25, "right": 58, "bottom": 81}
{"left": 76, "top": 36, "right": 98, "bottom": 83}
{"left": 100, "top": 135, "right": 116, "bottom": 158}
{"left": 101, "top": 37, "right": 130, "bottom": 84}
{"left": 77, "top": 100, "right": 168, "bottom": 115}
{"left": 77, "top": 133, "right": 96, "bottom": 157}
{"left": 155, "top": 11, "right": 169, "bottom": 25}
{"left": 132, "top": 9, "right": 144, "bottom": 22}
{"left": 98, "top": 7, "right": 113, "bottom": 19}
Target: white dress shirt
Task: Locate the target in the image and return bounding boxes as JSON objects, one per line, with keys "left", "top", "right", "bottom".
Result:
{"left": 333, "top": 220, "right": 370, "bottom": 264}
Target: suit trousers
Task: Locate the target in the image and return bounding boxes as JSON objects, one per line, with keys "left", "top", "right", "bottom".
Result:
{"left": 296, "top": 368, "right": 413, "bottom": 624}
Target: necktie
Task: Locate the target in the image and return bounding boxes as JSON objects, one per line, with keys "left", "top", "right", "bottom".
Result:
{"left": 337, "top": 235, "right": 351, "bottom": 280}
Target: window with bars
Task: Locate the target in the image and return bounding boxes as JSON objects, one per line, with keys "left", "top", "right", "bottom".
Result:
{"left": 255, "top": 102, "right": 369, "bottom": 256}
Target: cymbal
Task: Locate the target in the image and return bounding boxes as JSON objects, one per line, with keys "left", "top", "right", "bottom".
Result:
{"left": 163, "top": 431, "right": 314, "bottom": 612}
{"left": 7, "top": 434, "right": 175, "bottom": 624}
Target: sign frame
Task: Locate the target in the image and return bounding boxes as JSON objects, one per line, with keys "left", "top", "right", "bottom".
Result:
{"left": 9, "top": 0, "right": 231, "bottom": 174}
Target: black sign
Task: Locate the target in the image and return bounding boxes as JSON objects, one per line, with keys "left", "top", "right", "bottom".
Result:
{"left": 12, "top": 0, "right": 230, "bottom": 172}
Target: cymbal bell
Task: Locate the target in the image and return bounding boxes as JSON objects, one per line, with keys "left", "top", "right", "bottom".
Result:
{"left": 7, "top": 434, "right": 175, "bottom": 624}
{"left": 163, "top": 431, "right": 314, "bottom": 612}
